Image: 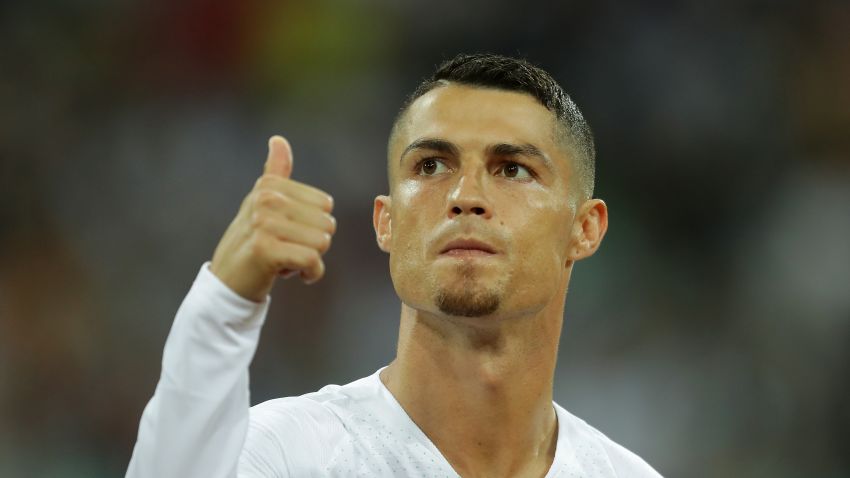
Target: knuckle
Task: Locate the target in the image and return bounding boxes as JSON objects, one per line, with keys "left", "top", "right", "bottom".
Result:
{"left": 248, "top": 234, "right": 267, "bottom": 258}
{"left": 254, "top": 190, "right": 286, "bottom": 209}
{"left": 305, "top": 249, "right": 321, "bottom": 267}
{"left": 327, "top": 214, "right": 337, "bottom": 234}
{"left": 318, "top": 233, "right": 332, "bottom": 253}
{"left": 309, "top": 259, "right": 325, "bottom": 281}
{"left": 302, "top": 256, "right": 325, "bottom": 284}
{"left": 255, "top": 175, "right": 279, "bottom": 189}
{"left": 250, "top": 211, "right": 266, "bottom": 230}
{"left": 253, "top": 190, "right": 272, "bottom": 208}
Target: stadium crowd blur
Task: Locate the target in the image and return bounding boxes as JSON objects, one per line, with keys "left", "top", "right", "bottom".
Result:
{"left": 1, "top": 0, "right": 848, "bottom": 476}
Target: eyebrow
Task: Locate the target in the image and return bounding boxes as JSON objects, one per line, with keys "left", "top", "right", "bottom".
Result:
{"left": 400, "top": 138, "right": 460, "bottom": 163}
{"left": 487, "top": 142, "right": 546, "bottom": 160}
{"left": 487, "top": 142, "right": 555, "bottom": 173}
{"left": 399, "top": 138, "right": 555, "bottom": 173}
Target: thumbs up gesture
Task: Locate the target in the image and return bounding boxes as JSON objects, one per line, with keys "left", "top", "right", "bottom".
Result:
{"left": 210, "top": 136, "right": 336, "bottom": 302}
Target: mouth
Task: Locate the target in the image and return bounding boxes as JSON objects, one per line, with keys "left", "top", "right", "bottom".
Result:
{"left": 439, "top": 238, "right": 498, "bottom": 257}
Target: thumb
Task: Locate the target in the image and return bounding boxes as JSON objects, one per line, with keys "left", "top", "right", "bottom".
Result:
{"left": 264, "top": 135, "right": 293, "bottom": 178}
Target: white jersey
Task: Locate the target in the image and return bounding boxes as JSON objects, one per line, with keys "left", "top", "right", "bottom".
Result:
{"left": 126, "top": 264, "right": 662, "bottom": 478}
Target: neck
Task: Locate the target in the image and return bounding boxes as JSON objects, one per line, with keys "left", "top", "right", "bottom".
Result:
{"left": 381, "top": 278, "right": 568, "bottom": 478}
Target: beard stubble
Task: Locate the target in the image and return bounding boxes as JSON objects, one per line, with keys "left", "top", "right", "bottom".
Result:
{"left": 434, "top": 262, "right": 501, "bottom": 317}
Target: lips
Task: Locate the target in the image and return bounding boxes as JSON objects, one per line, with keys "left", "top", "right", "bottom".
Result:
{"left": 439, "top": 238, "right": 497, "bottom": 255}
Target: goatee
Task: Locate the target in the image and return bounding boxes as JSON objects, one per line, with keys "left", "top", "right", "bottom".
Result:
{"left": 434, "top": 264, "right": 501, "bottom": 317}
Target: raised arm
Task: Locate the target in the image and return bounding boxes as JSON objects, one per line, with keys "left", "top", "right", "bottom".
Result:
{"left": 126, "top": 137, "right": 336, "bottom": 478}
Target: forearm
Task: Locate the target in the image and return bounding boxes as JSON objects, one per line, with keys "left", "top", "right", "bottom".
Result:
{"left": 126, "top": 263, "right": 269, "bottom": 478}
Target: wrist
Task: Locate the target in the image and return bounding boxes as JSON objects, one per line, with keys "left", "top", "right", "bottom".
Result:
{"left": 209, "top": 262, "right": 270, "bottom": 303}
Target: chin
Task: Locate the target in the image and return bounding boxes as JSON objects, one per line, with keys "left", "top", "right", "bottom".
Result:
{"left": 433, "top": 283, "right": 502, "bottom": 318}
{"left": 432, "top": 262, "right": 507, "bottom": 314}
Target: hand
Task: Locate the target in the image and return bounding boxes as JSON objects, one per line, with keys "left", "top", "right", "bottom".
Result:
{"left": 210, "top": 136, "right": 336, "bottom": 302}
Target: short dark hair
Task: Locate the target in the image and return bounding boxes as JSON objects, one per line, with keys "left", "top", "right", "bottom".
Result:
{"left": 390, "top": 53, "right": 596, "bottom": 199}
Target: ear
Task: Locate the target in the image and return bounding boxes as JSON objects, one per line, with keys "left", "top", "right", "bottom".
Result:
{"left": 373, "top": 195, "right": 392, "bottom": 253}
{"left": 566, "top": 199, "right": 608, "bottom": 262}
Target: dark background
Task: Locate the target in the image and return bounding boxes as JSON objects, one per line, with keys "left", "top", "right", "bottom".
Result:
{"left": 1, "top": 0, "right": 848, "bottom": 476}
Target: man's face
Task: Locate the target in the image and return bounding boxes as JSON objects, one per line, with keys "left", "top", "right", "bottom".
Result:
{"left": 379, "top": 84, "right": 581, "bottom": 319}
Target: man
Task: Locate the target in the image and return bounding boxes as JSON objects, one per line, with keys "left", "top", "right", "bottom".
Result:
{"left": 127, "top": 53, "right": 662, "bottom": 477}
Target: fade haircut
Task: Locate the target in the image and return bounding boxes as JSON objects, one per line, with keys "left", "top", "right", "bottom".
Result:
{"left": 389, "top": 53, "right": 596, "bottom": 199}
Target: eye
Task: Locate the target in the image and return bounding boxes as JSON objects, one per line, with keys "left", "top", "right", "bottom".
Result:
{"left": 496, "top": 162, "right": 533, "bottom": 180}
{"left": 417, "top": 158, "right": 449, "bottom": 176}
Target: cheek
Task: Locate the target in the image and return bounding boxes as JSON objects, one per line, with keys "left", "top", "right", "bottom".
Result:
{"left": 391, "top": 181, "right": 428, "bottom": 244}
{"left": 515, "top": 231, "right": 567, "bottom": 309}
{"left": 502, "top": 194, "right": 572, "bottom": 279}
{"left": 387, "top": 182, "right": 442, "bottom": 308}
{"left": 504, "top": 186, "right": 569, "bottom": 243}
{"left": 389, "top": 181, "right": 434, "bottom": 270}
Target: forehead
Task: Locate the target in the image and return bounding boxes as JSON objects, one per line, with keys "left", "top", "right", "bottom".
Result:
{"left": 396, "top": 84, "right": 559, "bottom": 154}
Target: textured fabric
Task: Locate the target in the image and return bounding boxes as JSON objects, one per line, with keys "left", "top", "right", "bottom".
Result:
{"left": 127, "top": 263, "right": 662, "bottom": 478}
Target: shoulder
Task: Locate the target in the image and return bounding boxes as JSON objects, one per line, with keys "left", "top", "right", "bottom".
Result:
{"left": 555, "top": 404, "right": 663, "bottom": 477}
{"left": 250, "top": 373, "right": 380, "bottom": 427}
{"left": 252, "top": 371, "right": 379, "bottom": 421}
{"left": 246, "top": 378, "right": 370, "bottom": 446}
{"left": 240, "top": 373, "right": 383, "bottom": 475}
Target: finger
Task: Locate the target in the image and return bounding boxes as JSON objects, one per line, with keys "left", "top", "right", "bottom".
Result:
{"left": 300, "top": 258, "right": 325, "bottom": 284}
{"left": 263, "top": 135, "right": 293, "bottom": 179}
{"left": 283, "top": 204, "right": 337, "bottom": 235}
{"left": 266, "top": 241, "right": 325, "bottom": 283}
{"left": 262, "top": 219, "right": 332, "bottom": 254}
{"left": 255, "top": 176, "right": 334, "bottom": 213}
{"left": 251, "top": 190, "right": 336, "bottom": 234}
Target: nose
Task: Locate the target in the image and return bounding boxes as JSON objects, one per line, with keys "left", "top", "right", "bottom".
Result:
{"left": 447, "top": 172, "right": 492, "bottom": 219}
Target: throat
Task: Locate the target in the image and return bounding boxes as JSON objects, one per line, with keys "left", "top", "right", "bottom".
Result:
{"left": 384, "top": 359, "right": 559, "bottom": 477}
{"left": 382, "top": 304, "right": 561, "bottom": 477}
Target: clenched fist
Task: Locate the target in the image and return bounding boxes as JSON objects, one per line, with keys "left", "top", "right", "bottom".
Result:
{"left": 210, "top": 136, "right": 336, "bottom": 302}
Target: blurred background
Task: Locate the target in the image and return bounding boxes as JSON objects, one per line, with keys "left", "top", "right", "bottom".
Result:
{"left": 1, "top": 0, "right": 849, "bottom": 476}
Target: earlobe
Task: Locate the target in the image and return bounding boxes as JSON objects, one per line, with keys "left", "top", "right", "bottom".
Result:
{"left": 566, "top": 199, "right": 608, "bottom": 262}
{"left": 373, "top": 195, "right": 392, "bottom": 253}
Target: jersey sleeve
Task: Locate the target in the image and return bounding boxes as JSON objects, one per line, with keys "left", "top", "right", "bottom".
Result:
{"left": 125, "top": 262, "right": 270, "bottom": 478}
